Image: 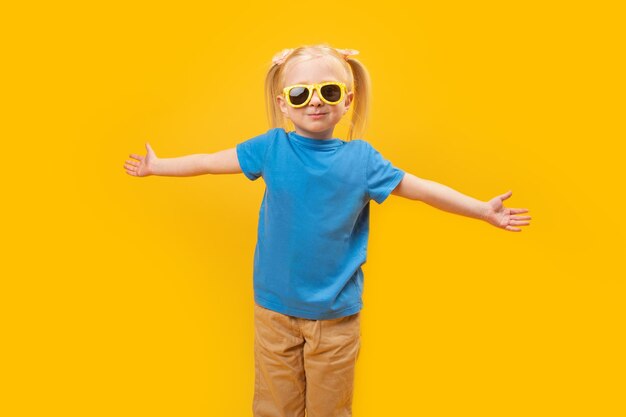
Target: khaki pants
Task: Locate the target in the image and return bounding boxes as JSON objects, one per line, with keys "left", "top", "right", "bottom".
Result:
{"left": 253, "top": 303, "right": 361, "bottom": 417}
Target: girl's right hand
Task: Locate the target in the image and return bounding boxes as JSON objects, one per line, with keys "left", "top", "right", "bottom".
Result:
{"left": 124, "top": 143, "right": 158, "bottom": 177}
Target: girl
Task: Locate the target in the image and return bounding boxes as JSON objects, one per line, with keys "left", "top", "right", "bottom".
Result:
{"left": 124, "top": 44, "right": 531, "bottom": 417}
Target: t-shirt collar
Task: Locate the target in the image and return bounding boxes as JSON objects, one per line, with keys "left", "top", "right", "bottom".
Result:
{"left": 288, "top": 131, "right": 344, "bottom": 148}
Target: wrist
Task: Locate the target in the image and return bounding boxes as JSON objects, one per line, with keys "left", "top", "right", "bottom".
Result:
{"left": 149, "top": 158, "right": 161, "bottom": 176}
{"left": 479, "top": 202, "right": 491, "bottom": 222}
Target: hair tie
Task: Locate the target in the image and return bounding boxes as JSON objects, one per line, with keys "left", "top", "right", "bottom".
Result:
{"left": 272, "top": 48, "right": 294, "bottom": 66}
{"left": 272, "top": 47, "right": 360, "bottom": 66}
{"left": 335, "top": 48, "right": 360, "bottom": 60}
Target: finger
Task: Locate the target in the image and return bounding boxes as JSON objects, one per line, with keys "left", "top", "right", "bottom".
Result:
{"left": 509, "top": 220, "right": 530, "bottom": 226}
{"left": 511, "top": 215, "right": 531, "bottom": 220}
{"left": 499, "top": 190, "right": 513, "bottom": 201}
{"left": 125, "top": 160, "right": 139, "bottom": 167}
{"left": 510, "top": 208, "right": 529, "bottom": 214}
{"left": 129, "top": 153, "right": 144, "bottom": 161}
{"left": 505, "top": 225, "right": 521, "bottom": 232}
{"left": 124, "top": 163, "right": 137, "bottom": 171}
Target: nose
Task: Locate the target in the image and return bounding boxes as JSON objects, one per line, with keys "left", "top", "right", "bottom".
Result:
{"left": 309, "top": 89, "right": 323, "bottom": 106}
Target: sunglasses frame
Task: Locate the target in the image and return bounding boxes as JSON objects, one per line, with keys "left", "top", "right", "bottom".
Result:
{"left": 282, "top": 81, "right": 347, "bottom": 108}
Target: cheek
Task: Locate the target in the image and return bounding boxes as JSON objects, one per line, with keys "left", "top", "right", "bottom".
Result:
{"left": 332, "top": 107, "right": 345, "bottom": 118}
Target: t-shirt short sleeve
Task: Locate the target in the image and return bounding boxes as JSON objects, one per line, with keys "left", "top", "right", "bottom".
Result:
{"left": 366, "top": 143, "right": 405, "bottom": 204}
{"left": 236, "top": 129, "right": 275, "bottom": 181}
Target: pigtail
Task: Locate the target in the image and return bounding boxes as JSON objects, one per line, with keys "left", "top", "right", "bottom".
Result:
{"left": 345, "top": 58, "right": 371, "bottom": 141}
{"left": 265, "top": 63, "right": 285, "bottom": 130}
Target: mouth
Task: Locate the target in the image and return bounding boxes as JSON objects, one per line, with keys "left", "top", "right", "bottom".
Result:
{"left": 307, "top": 113, "right": 328, "bottom": 117}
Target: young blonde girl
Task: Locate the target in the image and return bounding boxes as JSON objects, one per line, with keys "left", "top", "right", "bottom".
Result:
{"left": 124, "top": 44, "right": 531, "bottom": 417}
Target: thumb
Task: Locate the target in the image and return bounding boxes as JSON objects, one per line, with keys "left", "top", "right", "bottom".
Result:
{"left": 145, "top": 142, "right": 154, "bottom": 155}
{"left": 499, "top": 190, "right": 513, "bottom": 201}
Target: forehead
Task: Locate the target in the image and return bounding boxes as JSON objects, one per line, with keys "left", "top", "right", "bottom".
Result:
{"left": 283, "top": 56, "right": 347, "bottom": 85}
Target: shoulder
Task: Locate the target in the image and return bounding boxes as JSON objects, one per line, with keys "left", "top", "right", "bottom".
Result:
{"left": 348, "top": 138, "right": 382, "bottom": 150}
{"left": 344, "top": 138, "right": 372, "bottom": 151}
{"left": 345, "top": 139, "right": 380, "bottom": 159}
{"left": 260, "top": 127, "right": 289, "bottom": 146}
{"left": 269, "top": 127, "right": 287, "bottom": 137}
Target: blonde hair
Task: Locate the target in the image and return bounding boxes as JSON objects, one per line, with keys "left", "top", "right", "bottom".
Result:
{"left": 264, "top": 44, "right": 371, "bottom": 141}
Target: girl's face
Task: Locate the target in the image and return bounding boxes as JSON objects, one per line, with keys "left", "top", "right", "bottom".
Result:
{"left": 277, "top": 56, "right": 353, "bottom": 140}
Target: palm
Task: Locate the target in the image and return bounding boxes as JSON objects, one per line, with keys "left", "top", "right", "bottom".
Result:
{"left": 484, "top": 191, "right": 531, "bottom": 232}
{"left": 124, "top": 143, "right": 157, "bottom": 177}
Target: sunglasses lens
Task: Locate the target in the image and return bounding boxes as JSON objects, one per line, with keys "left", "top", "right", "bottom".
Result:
{"left": 288, "top": 87, "right": 309, "bottom": 105}
{"left": 321, "top": 84, "right": 342, "bottom": 102}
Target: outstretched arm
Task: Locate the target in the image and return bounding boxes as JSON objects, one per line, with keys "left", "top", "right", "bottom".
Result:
{"left": 124, "top": 144, "right": 242, "bottom": 177}
{"left": 391, "top": 173, "right": 531, "bottom": 232}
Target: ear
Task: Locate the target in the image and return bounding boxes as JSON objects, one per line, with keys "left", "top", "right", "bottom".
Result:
{"left": 343, "top": 90, "right": 354, "bottom": 115}
{"left": 277, "top": 95, "right": 289, "bottom": 116}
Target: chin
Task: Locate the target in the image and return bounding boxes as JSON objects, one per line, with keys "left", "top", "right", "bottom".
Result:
{"left": 299, "top": 123, "right": 326, "bottom": 131}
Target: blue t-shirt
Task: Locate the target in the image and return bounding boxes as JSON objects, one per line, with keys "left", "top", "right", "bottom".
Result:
{"left": 236, "top": 128, "right": 405, "bottom": 319}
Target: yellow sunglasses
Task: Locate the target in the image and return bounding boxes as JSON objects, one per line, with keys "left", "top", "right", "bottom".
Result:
{"left": 282, "top": 81, "right": 347, "bottom": 108}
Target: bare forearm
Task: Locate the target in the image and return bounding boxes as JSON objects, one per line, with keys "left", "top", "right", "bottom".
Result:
{"left": 418, "top": 179, "right": 488, "bottom": 220}
{"left": 395, "top": 174, "right": 488, "bottom": 220}
{"left": 390, "top": 173, "right": 531, "bottom": 232}
{"left": 152, "top": 154, "right": 212, "bottom": 177}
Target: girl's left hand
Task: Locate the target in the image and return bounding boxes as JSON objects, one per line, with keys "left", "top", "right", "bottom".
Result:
{"left": 483, "top": 191, "right": 531, "bottom": 232}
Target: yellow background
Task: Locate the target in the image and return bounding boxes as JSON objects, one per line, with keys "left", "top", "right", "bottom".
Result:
{"left": 2, "top": 1, "right": 624, "bottom": 416}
